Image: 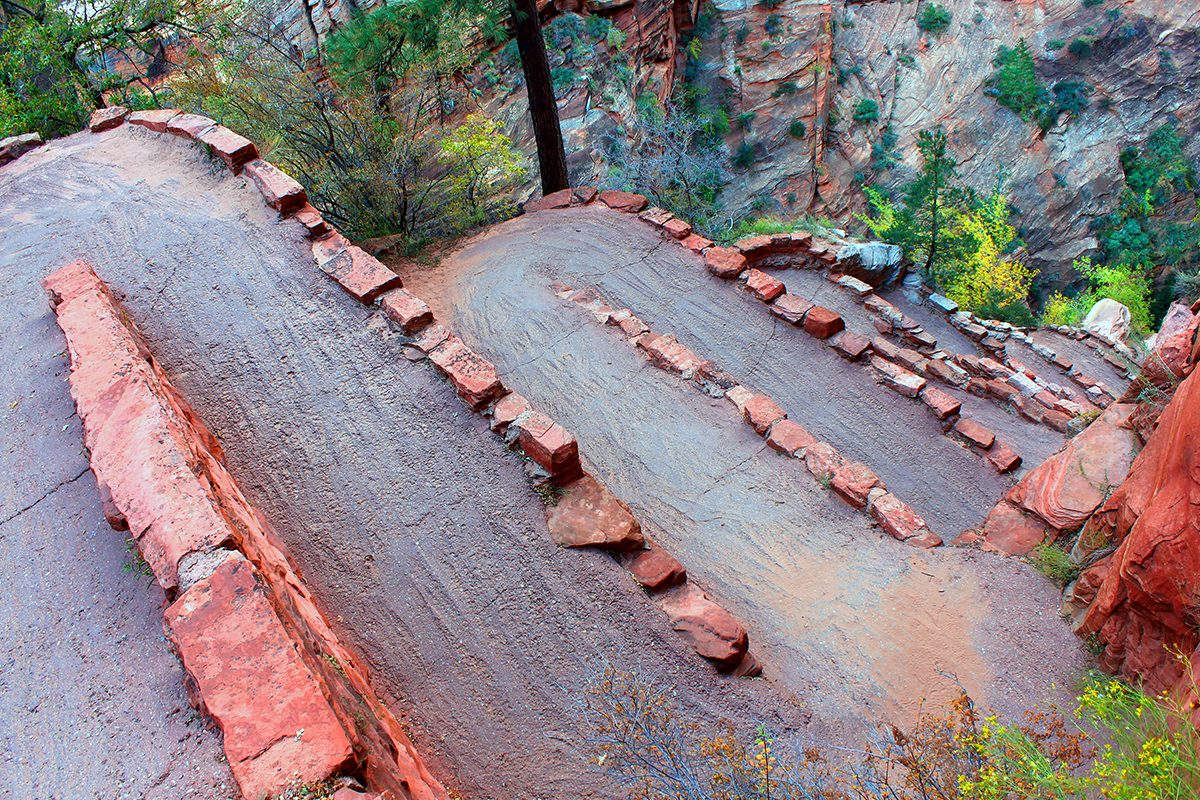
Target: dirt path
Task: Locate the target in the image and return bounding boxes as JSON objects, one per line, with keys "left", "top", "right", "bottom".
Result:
{"left": 0, "top": 128, "right": 824, "bottom": 799}
{"left": 398, "top": 206, "right": 1090, "bottom": 725}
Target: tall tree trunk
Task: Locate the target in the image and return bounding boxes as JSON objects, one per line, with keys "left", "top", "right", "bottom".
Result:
{"left": 509, "top": 0, "right": 568, "bottom": 195}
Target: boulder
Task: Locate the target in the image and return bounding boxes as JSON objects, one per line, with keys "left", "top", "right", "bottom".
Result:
{"left": 835, "top": 241, "right": 902, "bottom": 286}
{"left": 766, "top": 419, "right": 817, "bottom": 456}
{"left": 88, "top": 106, "right": 129, "bottom": 132}
{"left": 427, "top": 341, "right": 504, "bottom": 409}
{"left": 598, "top": 190, "right": 648, "bottom": 212}
{"left": 546, "top": 474, "right": 643, "bottom": 550}
{"left": 517, "top": 412, "right": 583, "bottom": 483}
{"left": 769, "top": 293, "right": 814, "bottom": 325}
{"left": 871, "top": 493, "right": 939, "bottom": 547}
{"left": 127, "top": 108, "right": 181, "bottom": 133}
{"left": 1083, "top": 298, "right": 1132, "bottom": 344}
{"left": 659, "top": 585, "right": 749, "bottom": 671}
{"left": 927, "top": 293, "right": 959, "bottom": 314}
{"left": 1006, "top": 403, "right": 1138, "bottom": 530}
{"left": 803, "top": 306, "right": 844, "bottom": 339}
{"left": 982, "top": 501, "right": 1047, "bottom": 555}
{"left": 743, "top": 394, "right": 786, "bottom": 434}
{"left": 0, "top": 132, "right": 43, "bottom": 165}
{"left": 704, "top": 247, "right": 748, "bottom": 279}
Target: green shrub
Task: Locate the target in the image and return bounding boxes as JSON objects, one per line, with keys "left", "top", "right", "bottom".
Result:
{"left": 770, "top": 81, "right": 798, "bottom": 98}
{"left": 788, "top": 120, "right": 806, "bottom": 139}
{"left": 732, "top": 143, "right": 755, "bottom": 169}
{"left": 736, "top": 110, "right": 755, "bottom": 131}
{"left": 1047, "top": 39, "right": 1066, "bottom": 50}
{"left": 764, "top": 13, "right": 782, "bottom": 37}
{"left": 852, "top": 97, "right": 879, "bottom": 124}
{"left": 918, "top": 3, "right": 952, "bottom": 35}
{"left": 1068, "top": 37, "right": 1093, "bottom": 57}
{"left": 1029, "top": 543, "right": 1080, "bottom": 587}
{"left": 1083, "top": 0, "right": 1105, "bottom": 5}
{"left": 987, "top": 39, "right": 1048, "bottom": 120}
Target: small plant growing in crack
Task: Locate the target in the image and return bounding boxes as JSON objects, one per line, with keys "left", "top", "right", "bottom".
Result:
{"left": 816, "top": 472, "right": 833, "bottom": 489}
{"left": 121, "top": 539, "right": 154, "bottom": 586}
{"left": 533, "top": 482, "right": 567, "bottom": 506}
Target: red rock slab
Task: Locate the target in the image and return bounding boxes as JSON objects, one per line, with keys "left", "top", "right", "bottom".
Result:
{"left": 626, "top": 546, "right": 686, "bottom": 591}
{"left": 870, "top": 493, "right": 933, "bottom": 544}
{"left": 293, "top": 204, "right": 331, "bottom": 238}
{"left": 517, "top": 411, "right": 583, "bottom": 482}
{"left": 659, "top": 584, "right": 749, "bottom": 671}
{"left": 696, "top": 361, "right": 737, "bottom": 391}
{"left": 805, "top": 442, "right": 844, "bottom": 480}
{"left": 769, "top": 293, "right": 814, "bottom": 325}
{"left": 704, "top": 247, "right": 748, "bottom": 279}
{"left": 637, "top": 333, "right": 701, "bottom": 374}
{"left": 312, "top": 231, "right": 350, "bottom": 265}
{"left": 243, "top": 159, "right": 309, "bottom": 214}
{"left": 870, "top": 337, "right": 900, "bottom": 360}
{"left": 920, "top": 387, "right": 962, "bottom": 420}
{"left": 663, "top": 218, "right": 693, "bottom": 239}
{"left": 319, "top": 246, "right": 403, "bottom": 304}
{"left": 832, "top": 462, "right": 884, "bottom": 508}
{"left": 1013, "top": 395, "right": 1045, "bottom": 424}
{"left": 766, "top": 419, "right": 817, "bottom": 456}
{"left": 679, "top": 233, "right": 712, "bottom": 252}
{"left": 428, "top": 341, "right": 504, "bottom": 409}
{"left": 725, "top": 385, "right": 754, "bottom": 414}
{"left": 89, "top": 106, "right": 129, "bottom": 132}
{"left": 1042, "top": 409, "right": 1073, "bottom": 433}
{"left": 489, "top": 391, "right": 530, "bottom": 432}
{"left": 986, "top": 379, "right": 1019, "bottom": 403}
{"left": 966, "top": 378, "right": 989, "bottom": 397}
{"left": 734, "top": 235, "right": 774, "bottom": 258}
{"left": 905, "top": 329, "right": 937, "bottom": 349}
{"left": 546, "top": 474, "right": 643, "bottom": 550}
{"left": 638, "top": 206, "right": 674, "bottom": 226}
{"left": 1006, "top": 403, "right": 1138, "bottom": 530}
{"left": 925, "top": 358, "right": 968, "bottom": 387}
{"left": 982, "top": 501, "right": 1047, "bottom": 555}
{"left": 743, "top": 394, "right": 786, "bottom": 434}
{"left": 986, "top": 440, "right": 1022, "bottom": 473}
{"left": 831, "top": 331, "right": 871, "bottom": 361}
{"left": 523, "top": 188, "right": 574, "bottom": 212}
{"left": 410, "top": 324, "right": 453, "bottom": 354}
{"left": 196, "top": 125, "right": 259, "bottom": 174}
{"left": 127, "top": 108, "right": 180, "bottom": 133}
{"left": 166, "top": 112, "right": 216, "bottom": 138}
{"left": 598, "top": 189, "right": 648, "bottom": 212}
{"left": 803, "top": 306, "right": 844, "bottom": 339}
{"left": 165, "top": 555, "right": 354, "bottom": 800}
{"left": 871, "top": 356, "right": 926, "bottom": 398}
{"left": 1051, "top": 354, "right": 1074, "bottom": 371}
{"left": 953, "top": 418, "right": 996, "bottom": 449}
{"left": 978, "top": 357, "right": 1011, "bottom": 379}
{"left": 745, "top": 268, "right": 785, "bottom": 302}
{"left": 863, "top": 295, "right": 892, "bottom": 313}
{"left": 572, "top": 186, "right": 598, "bottom": 204}
{"left": 379, "top": 288, "right": 434, "bottom": 333}
{"left": 616, "top": 313, "right": 649, "bottom": 337}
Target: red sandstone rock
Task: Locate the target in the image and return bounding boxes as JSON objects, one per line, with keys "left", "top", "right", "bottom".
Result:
{"left": 805, "top": 442, "right": 844, "bottom": 481}
{"left": 517, "top": 412, "right": 583, "bottom": 482}
{"left": 745, "top": 268, "right": 785, "bottom": 302}
{"left": 626, "top": 546, "right": 686, "bottom": 590}
{"left": 871, "top": 356, "right": 926, "bottom": 398}
{"left": 870, "top": 337, "right": 900, "bottom": 360}
{"left": 292, "top": 204, "right": 331, "bottom": 238}
{"left": 769, "top": 293, "right": 814, "bottom": 325}
{"left": 679, "top": 233, "right": 712, "bottom": 252}
{"left": 871, "top": 493, "right": 934, "bottom": 544}
{"left": 88, "top": 106, "right": 129, "bottom": 132}
{"left": 165, "top": 556, "right": 354, "bottom": 799}
{"left": 573, "top": 186, "right": 598, "bottom": 204}
{"left": 705, "top": 247, "right": 748, "bottom": 279}
{"left": 743, "top": 394, "right": 786, "bottom": 434}
{"left": 489, "top": 392, "right": 530, "bottom": 432}
{"left": 986, "top": 379, "right": 1019, "bottom": 403}
{"left": 863, "top": 295, "right": 892, "bottom": 314}
{"left": 1006, "top": 403, "right": 1138, "bottom": 530}
{"left": 663, "top": 218, "right": 692, "bottom": 239}
{"left": 803, "top": 306, "right": 844, "bottom": 339}
{"left": 1042, "top": 409, "right": 1073, "bottom": 433}
{"left": 617, "top": 313, "right": 649, "bottom": 337}
{"left": 953, "top": 419, "right": 995, "bottom": 449}
{"left": 196, "top": 126, "right": 259, "bottom": 174}
{"left": 832, "top": 462, "right": 883, "bottom": 508}
{"left": 637, "top": 333, "right": 701, "bottom": 374}
{"left": 523, "top": 188, "right": 574, "bottom": 212}
{"left": 128, "top": 108, "right": 180, "bottom": 133}
{"left": 766, "top": 419, "right": 817, "bottom": 456}
{"left": 925, "top": 358, "right": 968, "bottom": 387}
{"left": 730, "top": 651, "right": 763, "bottom": 678}
{"left": 831, "top": 331, "right": 871, "bottom": 361}
{"left": 638, "top": 206, "right": 673, "bottom": 226}
{"left": 982, "top": 501, "right": 1047, "bottom": 555}
{"left": 318, "top": 246, "right": 403, "bottom": 304}
{"left": 409, "top": 324, "right": 452, "bottom": 354}
{"left": 920, "top": 387, "right": 962, "bottom": 420}
{"left": 243, "top": 159, "right": 309, "bottom": 214}
{"left": 725, "top": 385, "right": 754, "bottom": 414}
{"left": 166, "top": 112, "right": 216, "bottom": 138}
{"left": 659, "top": 584, "right": 749, "bottom": 671}
{"left": 598, "top": 189, "right": 648, "bottom": 212}
{"left": 379, "top": 288, "right": 434, "bottom": 333}
{"left": 986, "top": 440, "right": 1022, "bottom": 473}
{"left": 734, "top": 235, "right": 773, "bottom": 258}
{"left": 427, "top": 341, "right": 504, "bottom": 409}
{"left": 895, "top": 348, "right": 925, "bottom": 372}
{"left": 311, "top": 231, "right": 350, "bottom": 265}
{"left": 546, "top": 474, "right": 643, "bottom": 550}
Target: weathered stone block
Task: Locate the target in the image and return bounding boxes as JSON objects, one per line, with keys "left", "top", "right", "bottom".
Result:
{"left": 546, "top": 474, "right": 643, "bottom": 550}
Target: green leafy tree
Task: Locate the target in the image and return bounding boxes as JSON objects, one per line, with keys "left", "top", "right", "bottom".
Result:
{"left": 438, "top": 113, "right": 525, "bottom": 227}
{"left": 862, "top": 128, "right": 979, "bottom": 289}
{"left": 852, "top": 98, "right": 879, "bottom": 124}
{"left": 987, "top": 39, "right": 1048, "bottom": 121}
{"left": 917, "top": 3, "right": 952, "bottom": 35}
{"left": 0, "top": 0, "right": 210, "bottom": 138}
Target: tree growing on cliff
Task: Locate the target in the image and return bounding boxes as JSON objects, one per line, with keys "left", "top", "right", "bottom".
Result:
{"left": 986, "top": 39, "right": 1047, "bottom": 122}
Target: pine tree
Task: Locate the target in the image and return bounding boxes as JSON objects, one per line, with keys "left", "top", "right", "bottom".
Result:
{"left": 988, "top": 38, "right": 1048, "bottom": 120}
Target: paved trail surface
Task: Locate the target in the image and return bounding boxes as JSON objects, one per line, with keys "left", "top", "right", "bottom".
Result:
{"left": 401, "top": 207, "right": 1090, "bottom": 727}
{"left": 1, "top": 127, "right": 817, "bottom": 800}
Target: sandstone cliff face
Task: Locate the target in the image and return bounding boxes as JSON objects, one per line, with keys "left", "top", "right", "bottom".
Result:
{"left": 711, "top": 0, "right": 1199, "bottom": 288}
{"left": 1071, "top": 319, "right": 1200, "bottom": 702}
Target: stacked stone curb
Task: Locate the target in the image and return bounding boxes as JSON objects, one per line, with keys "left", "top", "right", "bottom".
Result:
{"left": 44, "top": 259, "right": 442, "bottom": 800}
{"left": 96, "top": 104, "right": 764, "bottom": 679}
{"left": 554, "top": 282, "right": 943, "bottom": 551}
